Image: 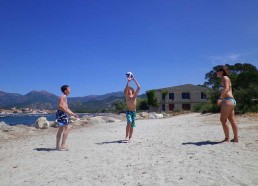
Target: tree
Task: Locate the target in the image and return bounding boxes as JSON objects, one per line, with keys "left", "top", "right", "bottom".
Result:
{"left": 203, "top": 63, "right": 257, "bottom": 89}
{"left": 202, "top": 63, "right": 258, "bottom": 113}
{"left": 146, "top": 90, "right": 159, "bottom": 107}
{"left": 161, "top": 90, "right": 168, "bottom": 100}
{"left": 234, "top": 71, "right": 258, "bottom": 89}
{"left": 137, "top": 98, "right": 149, "bottom": 111}
{"left": 112, "top": 99, "right": 127, "bottom": 113}
{"left": 234, "top": 84, "right": 258, "bottom": 113}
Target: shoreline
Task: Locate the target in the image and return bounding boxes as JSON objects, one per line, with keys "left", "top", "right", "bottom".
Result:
{"left": 1, "top": 112, "right": 258, "bottom": 143}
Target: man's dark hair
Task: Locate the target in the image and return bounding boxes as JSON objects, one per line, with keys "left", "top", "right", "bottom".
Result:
{"left": 61, "top": 85, "right": 69, "bottom": 93}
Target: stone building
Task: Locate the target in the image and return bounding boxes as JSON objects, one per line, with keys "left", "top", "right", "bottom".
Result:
{"left": 147, "top": 84, "right": 210, "bottom": 112}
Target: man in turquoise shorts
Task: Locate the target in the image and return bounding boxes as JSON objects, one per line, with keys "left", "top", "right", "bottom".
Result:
{"left": 126, "top": 111, "right": 137, "bottom": 128}
{"left": 124, "top": 74, "right": 141, "bottom": 142}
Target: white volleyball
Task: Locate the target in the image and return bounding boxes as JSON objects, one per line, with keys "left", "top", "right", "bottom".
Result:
{"left": 126, "top": 72, "right": 133, "bottom": 78}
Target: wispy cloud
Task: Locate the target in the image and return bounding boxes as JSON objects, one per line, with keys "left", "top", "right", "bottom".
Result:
{"left": 208, "top": 53, "right": 242, "bottom": 66}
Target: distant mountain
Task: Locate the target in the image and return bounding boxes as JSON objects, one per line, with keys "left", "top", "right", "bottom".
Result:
{"left": 0, "top": 90, "right": 146, "bottom": 112}
{"left": 0, "top": 91, "right": 59, "bottom": 109}
{"left": 68, "top": 92, "right": 126, "bottom": 112}
{"left": 0, "top": 91, "right": 24, "bottom": 107}
{"left": 69, "top": 95, "right": 125, "bottom": 112}
{"left": 69, "top": 91, "right": 124, "bottom": 102}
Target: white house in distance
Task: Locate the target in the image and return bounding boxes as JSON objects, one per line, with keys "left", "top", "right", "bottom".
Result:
{"left": 147, "top": 84, "right": 211, "bottom": 112}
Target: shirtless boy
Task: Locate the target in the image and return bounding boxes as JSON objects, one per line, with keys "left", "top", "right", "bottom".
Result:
{"left": 56, "top": 85, "right": 78, "bottom": 150}
{"left": 124, "top": 75, "right": 141, "bottom": 141}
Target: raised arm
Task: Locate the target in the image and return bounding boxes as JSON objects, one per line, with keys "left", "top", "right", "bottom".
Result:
{"left": 124, "top": 78, "right": 131, "bottom": 97}
{"left": 133, "top": 77, "right": 141, "bottom": 97}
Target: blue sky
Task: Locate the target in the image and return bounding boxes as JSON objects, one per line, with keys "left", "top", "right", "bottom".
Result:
{"left": 0, "top": 0, "right": 258, "bottom": 96}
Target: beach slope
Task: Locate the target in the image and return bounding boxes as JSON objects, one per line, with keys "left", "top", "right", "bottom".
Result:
{"left": 0, "top": 113, "right": 257, "bottom": 186}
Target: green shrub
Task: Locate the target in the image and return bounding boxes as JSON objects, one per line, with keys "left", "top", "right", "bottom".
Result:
{"left": 137, "top": 98, "right": 149, "bottom": 111}
{"left": 193, "top": 103, "right": 220, "bottom": 114}
{"left": 146, "top": 90, "right": 159, "bottom": 107}
{"left": 112, "top": 100, "right": 127, "bottom": 113}
{"left": 193, "top": 103, "right": 204, "bottom": 112}
{"left": 201, "top": 104, "right": 219, "bottom": 114}
{"left": 174, "top": 109, "right": 180, "bottom": 113}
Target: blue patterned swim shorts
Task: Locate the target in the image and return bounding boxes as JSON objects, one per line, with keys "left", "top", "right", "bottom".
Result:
{"left": 56, "top": 110, "right": 70, "bottom": 127}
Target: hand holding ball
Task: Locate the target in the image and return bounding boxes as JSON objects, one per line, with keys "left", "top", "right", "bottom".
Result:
{"left": 126, "top": 72, "right": 134, "bottom": 80}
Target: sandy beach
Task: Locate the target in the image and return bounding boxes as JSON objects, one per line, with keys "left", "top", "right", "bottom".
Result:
{"left": 0, "top": 113, "right": 258, "bottom": 186}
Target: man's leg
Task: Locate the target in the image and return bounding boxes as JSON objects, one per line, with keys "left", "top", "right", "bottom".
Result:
{"left": 129, "top": 113, "right": 136, "bottom": 140}
{"left": 61, "top": 125, "right": 70, "bottom": 149}
{"left": 56, "top": 126, "right": 64, "bottom": 149}
{"left": 126, "top": 124, "right": 131, "bottom": 140}
{"left": 129, "top": 127, "right": 133, "bottom": 139}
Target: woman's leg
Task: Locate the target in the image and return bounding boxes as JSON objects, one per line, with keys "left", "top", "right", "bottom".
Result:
{"left": 228, "top": 109, "right": 239, "bottom": 142}
{"left": 220, "top": 101, "right": 234, "bottom": 142}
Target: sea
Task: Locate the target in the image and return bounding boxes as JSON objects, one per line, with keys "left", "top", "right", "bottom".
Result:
{"left": 0, "top": 113, "right": 92, "bottom": 126}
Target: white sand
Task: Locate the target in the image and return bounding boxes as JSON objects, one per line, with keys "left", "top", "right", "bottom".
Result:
{"left": 0, "top": 113, "right": 258, "bottom": 186}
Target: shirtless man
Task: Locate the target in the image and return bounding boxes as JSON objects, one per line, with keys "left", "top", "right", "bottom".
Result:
{"left": 124, "top": 75, "right": 141, "bottom": 142}
{"left": 56, "top": 85, "right": 78, "bottom": 150}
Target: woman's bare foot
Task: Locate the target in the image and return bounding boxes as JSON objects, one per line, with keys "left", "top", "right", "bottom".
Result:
{"left": 221, "top": 138, "right": 230, "bottom": 143}
{"left": 230, "top": 138, "right": 239, "bottom": 143}
{"left": 125, "top": 137, "right": 129, "bottom": 141}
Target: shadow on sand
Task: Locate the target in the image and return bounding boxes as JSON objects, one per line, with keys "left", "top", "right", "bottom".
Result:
{"left": 34, "top": 148, "right": 57, "bottom": 152}
{"left": 96, "top": 140, "right": 129, "bottom": 145}
{"left": 182, "top": 141, "right": 223, "bottom": 146}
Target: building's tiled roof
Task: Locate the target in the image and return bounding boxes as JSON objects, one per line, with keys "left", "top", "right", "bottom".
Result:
{"left": 147, "top": 84, "right": 211, "bottom": 92}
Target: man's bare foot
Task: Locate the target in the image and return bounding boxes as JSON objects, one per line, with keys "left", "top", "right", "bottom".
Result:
{"left": 59, "top": 144, "right": 69, "bottom": 150}
{"left": 221, "top": 138, "right": 230, "bottom": 143}
{"left": 128, "top": 137, "right": 132, "bottom": 143}
{"left": 125, "top": 137, "right": 129, "bottom": 141}
{"left": 230, "top": 138, "right": 239, "bottom": 143}
{"left": 58, "top": 148, "right": 69, "bottom": 151}
{"left": 58, "top": 147, "right": 69, "bottom": 151}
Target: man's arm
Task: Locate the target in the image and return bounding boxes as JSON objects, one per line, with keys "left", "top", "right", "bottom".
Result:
{"left": 124, "top": 78, "right": 131, "bottom": 97}
{"left": 133, "top": 77, "right": 141, "bottom": 97}
{"left": 59, "top": 96, "right": 78, "bottom": 117}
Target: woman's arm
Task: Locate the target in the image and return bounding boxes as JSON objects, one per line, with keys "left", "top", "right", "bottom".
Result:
{"left": 217, "top": 76, "right": 231, "bottom": 106}
{"left": 220, "top": 76, "right": 231, "bottom": 98}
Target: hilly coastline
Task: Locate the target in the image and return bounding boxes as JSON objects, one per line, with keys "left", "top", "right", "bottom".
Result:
{"left": 0, "top": 90, "right": 146, "bottom": 112}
